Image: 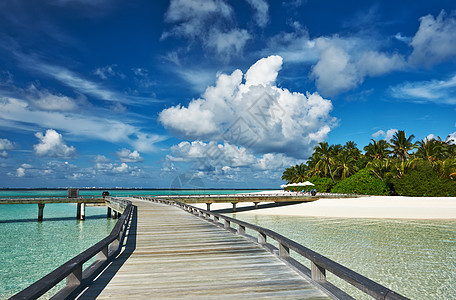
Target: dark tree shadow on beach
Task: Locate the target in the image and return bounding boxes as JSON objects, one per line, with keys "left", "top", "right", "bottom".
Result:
{"left": 69, "top": 205, "right": 138, "bottom": 299}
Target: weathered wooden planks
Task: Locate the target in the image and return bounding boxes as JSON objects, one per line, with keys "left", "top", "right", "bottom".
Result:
{"left": 76, "top": 198, "right": 330, "bottom": 299}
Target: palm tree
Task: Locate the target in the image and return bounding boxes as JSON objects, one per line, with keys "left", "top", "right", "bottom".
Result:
{"left": 334, "top": 151, "right": 358, "bottom": 180}
{"left": 281, "top": 165, "right": 296, "bottom": 183}
{"left": 433, "top": 159, "right": 456, "bottom": 180}
{"left": 363, "top": 139, "right": 391, "bottom": 160}
{"left": 390, "top": 130, "right": 416, "bottom": 162}
{"left": 367, "top": 159, "right": 392, "bottom": 181}
{"left": 391, "top": 158, "right": 417, "bottom": 178}
{"left": 415, "top": 138, "right": 443, "bottom": 164}
{"left": 281, "top": 163, "right": 308, "bottom": 183}
{"left": 313, "top": 142, "right": 335, "bottom": 183}
{"left": 344, "top": 141, "right": 361, "bottom": 160}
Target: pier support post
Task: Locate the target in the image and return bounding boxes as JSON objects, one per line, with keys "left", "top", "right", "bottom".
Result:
{"left": 112, "top": 211, "right": 117, "bottom": 219}
{"left": 253, "top": 202, "right": 259, "bottom": 209}
{"left": 107, "top": 207, "right": 111, "bottom": 218}
{"left": 80, "top": 203, "right": 85, "bottom": 221}
{"left": 232, "top": 202, "right": 237, "bottom": 212}
{"left": 76, "top": 203, "right": 81, "bottom": 219}
{"left": 38, "top": 203, "right": 45, "bottom": 222}
{"left": 206, "top": 203, "right": 211, "bottom": 211}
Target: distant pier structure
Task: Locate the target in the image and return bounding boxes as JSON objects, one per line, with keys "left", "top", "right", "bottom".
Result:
{"left": 0, "top": 189, "right": 123, "bottom": 222}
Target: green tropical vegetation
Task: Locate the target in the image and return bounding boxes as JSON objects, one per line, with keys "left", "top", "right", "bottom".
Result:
{"left": 282, "top": 130, "right": 456, "bottom": 196}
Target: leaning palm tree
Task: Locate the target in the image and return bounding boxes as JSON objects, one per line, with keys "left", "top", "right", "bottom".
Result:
{"left": 313, "top": 142, "right": 335, "bottom": 183}
{"left": 390, "top": 130, "right": 416, "bottom": 162}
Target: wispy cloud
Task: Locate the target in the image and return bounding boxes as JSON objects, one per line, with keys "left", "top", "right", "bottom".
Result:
{"left": 0, "top": 96, "right": 166, "bottom": 152}
{"left": 11, "top": 52, "right": 159, "bottom": 105}
{"left": 162, "top": 0, "right": 252, "bottom": 59}
{"left": 245, "top": 0, "right": 269, "bottom": 28}
{"left": 409, "top": 10, "right": 456, "bottom": 66}
{"left": 389, "top": 74, "right": 456, "bottom": 105}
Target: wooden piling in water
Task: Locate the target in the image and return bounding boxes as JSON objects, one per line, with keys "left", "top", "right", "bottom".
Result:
{"left": 80, "top": 203, "right": 85, "bottom": 220}
{"left": 38, "top": 203, "right": 45, "bottom": 222}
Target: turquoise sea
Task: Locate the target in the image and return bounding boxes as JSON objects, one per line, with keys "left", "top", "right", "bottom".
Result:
{"left": 0, "top": 189, "right": 260, "bottom": 299}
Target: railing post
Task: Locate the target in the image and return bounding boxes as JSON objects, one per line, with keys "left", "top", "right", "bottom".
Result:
{"left": 224, "top": 219, "right": 231, "bottom": 229}
{"left": 279, "top": 243, "right": 289, "bottom": 257}
{"left": 66, "top": 264, "right": 82, "bottom": 287}
{"left": 238, "top": 224, "right": 246, "bottom": 235}
{"left": 97, "top": 245, "right": 109, "bottom": 261}
{"left": 214, "top": 215, "right": 220, "bottom": 223}
{"left": 258, "top": 232, "right": 267, "bottom": 244}
{"left": 311, "top": 262, "right": 326, "bottom": 282}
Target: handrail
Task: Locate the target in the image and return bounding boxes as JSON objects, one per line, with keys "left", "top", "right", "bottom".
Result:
{"left": 137, "top": 196, "right": 408, "bottom": 300}
{"left": 11, "top": 197, "right": 132, "bottom": 300}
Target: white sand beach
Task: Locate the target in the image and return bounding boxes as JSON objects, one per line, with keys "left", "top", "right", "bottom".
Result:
{"left": 192, "top": 190, "right": 456, "bottom": 219}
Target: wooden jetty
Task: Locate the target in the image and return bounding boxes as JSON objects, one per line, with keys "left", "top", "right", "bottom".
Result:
{"left": 11, "top": 196, "right": 408, "bottom": 300}
{"left": 0, "top": 189, "right": 125, "bottom": 221}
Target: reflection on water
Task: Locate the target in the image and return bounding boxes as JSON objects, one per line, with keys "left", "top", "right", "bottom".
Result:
{"left": 233, "top": 214, "right": 456, "bottom": 299}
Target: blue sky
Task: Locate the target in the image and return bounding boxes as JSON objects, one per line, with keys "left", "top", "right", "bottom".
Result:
{"left": 1, "top": 0, "right": 456, "bottom": 188}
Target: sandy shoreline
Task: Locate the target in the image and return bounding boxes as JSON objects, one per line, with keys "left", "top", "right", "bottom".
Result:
{"left": 192, "top": 190, "right": 456, "bottom": 219}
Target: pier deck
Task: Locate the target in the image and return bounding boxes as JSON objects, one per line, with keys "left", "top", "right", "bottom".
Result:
{"left": 77, "top": 198, "right": 330, "bottom": 299}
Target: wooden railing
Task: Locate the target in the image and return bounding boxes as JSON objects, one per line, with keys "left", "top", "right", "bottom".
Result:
{"left": 10, "top": 197, "right": 132, "bottom": 300}
{"left": 138, "top": 196, "right": 408, "bottom": 300}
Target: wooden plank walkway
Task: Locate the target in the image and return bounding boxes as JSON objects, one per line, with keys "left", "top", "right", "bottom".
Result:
{"left": 76, "top": 198, "right": 330, "bottom": 299}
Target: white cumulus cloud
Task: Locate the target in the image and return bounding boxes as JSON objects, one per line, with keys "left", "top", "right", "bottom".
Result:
{"left": 34, "top": 129, "right": 77, "bottom": 158}
{"left": 0, "top": 138, "right": 14, "bottom": 158}
{"left": 371, "top": 129, "right": 398, "bottom": 141}
{"left": 116, "top": 148, "right": 144, "bottom": 163}
{"left": 160, "top": 55, "right": 336, "bottom": 159}
{"left": 16, "top": 167, "right": 25, "bottom": 177}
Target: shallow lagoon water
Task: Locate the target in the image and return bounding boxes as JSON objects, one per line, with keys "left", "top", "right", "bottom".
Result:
{"left": 233, "top": 214, "right": 456, "bottom": 299}
{"left": 0, "top": 203, "right": 116, "bottom": 299}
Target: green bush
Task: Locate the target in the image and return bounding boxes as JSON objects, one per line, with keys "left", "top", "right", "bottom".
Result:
{"left": 392, "top": 162, "right": 456, "bottom": 196}
{"left": 285, "top": 176, "right": 334, "bottom": 192}
{"left": 331, "top": 168, "right": 389, "bottom": 195}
